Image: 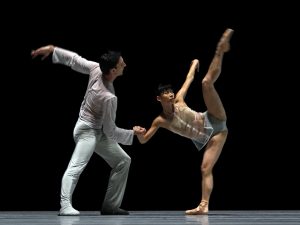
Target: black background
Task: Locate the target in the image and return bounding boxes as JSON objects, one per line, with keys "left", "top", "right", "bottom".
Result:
{"left": 2, "top": 2, "right": 299, "bottom": 211}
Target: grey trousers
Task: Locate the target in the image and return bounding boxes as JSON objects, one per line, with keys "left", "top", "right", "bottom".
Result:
{"left": 60, "top": 119, "right": 131, "bottom": 211}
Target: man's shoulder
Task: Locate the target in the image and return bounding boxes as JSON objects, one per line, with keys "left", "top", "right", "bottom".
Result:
{"left": 101, "top": 91, "right": 116, "bottom": 101}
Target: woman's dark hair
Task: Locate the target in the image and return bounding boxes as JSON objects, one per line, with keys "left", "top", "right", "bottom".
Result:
{"left": 156, "top": 83, "right": 173, "bottom": 96}
{"left": 99, "top": 50, "right": 121, "bottom": 75}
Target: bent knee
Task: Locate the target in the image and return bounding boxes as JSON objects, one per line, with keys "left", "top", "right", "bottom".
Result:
{"left": 202, "top": 77, "right": 214, "bottom": 88}
{"left": 121, "top": 156, "right": 131, "bottom": 167}
{"left": 125, "top": 156, "right": 131, "bottom": 165}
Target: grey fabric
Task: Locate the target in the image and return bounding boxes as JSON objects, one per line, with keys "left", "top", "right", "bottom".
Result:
{"left": 60, "top": 120, "right": 131, "bottom": 210}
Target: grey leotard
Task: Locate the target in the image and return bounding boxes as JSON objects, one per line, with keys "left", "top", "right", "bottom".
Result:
{"left": 168, "top": 105, "right": 227, "bottom": 151}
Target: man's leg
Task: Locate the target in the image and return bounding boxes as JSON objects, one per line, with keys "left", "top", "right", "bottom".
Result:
{"left": 59, "top": 121, "right": 96, "bottom": 216}
{"left": 95, "top": 137, "right": 131, "bottom": 215}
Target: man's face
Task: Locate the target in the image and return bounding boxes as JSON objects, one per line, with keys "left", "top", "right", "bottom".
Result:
{"left": 115, "top": 56, "right": 126, "bottom": 76}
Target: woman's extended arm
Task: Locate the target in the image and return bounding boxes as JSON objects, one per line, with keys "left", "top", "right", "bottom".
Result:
{"left": 136, "top": 116, "right": 162, "bottom": 144}
{"left": 175, "top": 59, "right": 199, "bottom": 103}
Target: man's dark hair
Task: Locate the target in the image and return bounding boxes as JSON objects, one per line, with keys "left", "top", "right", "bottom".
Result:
{"left": 99, "top": 50, "right": 121, "bottom": 75}
{"left": 156, "top": 83, "right": 173, "bottom": 96}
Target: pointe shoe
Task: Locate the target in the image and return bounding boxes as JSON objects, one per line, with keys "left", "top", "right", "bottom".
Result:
{"left": 216, "top": 28, "right": 234, "bottom": 54}
{"left": 185, "top": 200, "right": 209, "bottom": 215}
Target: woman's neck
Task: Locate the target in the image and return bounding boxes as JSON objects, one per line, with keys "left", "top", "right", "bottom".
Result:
{"left": 162, "top": 104, "right": 174, "bottom": 118}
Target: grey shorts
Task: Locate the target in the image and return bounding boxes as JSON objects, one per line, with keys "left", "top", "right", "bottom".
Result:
{"left": 192, "top": 111, "right": 227, "bottom": 151}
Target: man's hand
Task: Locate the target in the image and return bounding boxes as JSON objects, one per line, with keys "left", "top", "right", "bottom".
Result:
{"left": 31, "top": 45, "right": 55, "bottom": 60}
{"left": 133, "top": 126, "right": 146, "bottom": 135}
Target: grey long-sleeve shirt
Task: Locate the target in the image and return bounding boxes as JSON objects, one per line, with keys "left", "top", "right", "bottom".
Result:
{"left": 52, "top": 47, "right": 134, "bottom": 145}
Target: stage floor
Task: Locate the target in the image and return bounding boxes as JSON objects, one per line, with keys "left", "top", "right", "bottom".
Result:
{"left": 0, "top": 210, "right": 299, "bottom": 225}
